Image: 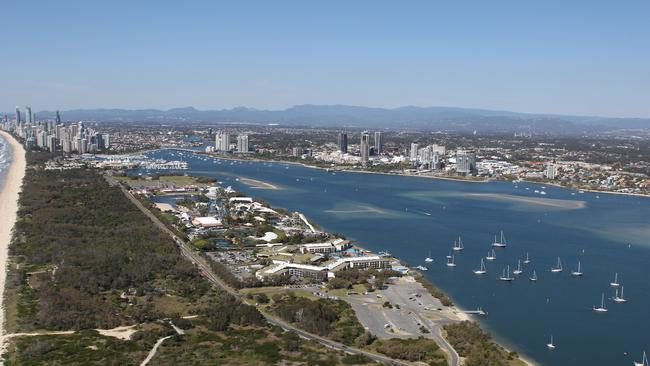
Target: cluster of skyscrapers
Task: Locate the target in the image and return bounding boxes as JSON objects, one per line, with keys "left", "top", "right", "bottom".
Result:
{"left": 212, "top": 131, "right": 250, "bottom": 153}
{"left": 1, "top": 106, "right": 109, "bottom": 154}
{"left": 408, "top": 143, "right": 476, "bottom": 174}
{"left": 337, "top": 131, "right": 383, "bottom": 164}
{"left": 410, "top": 143, "right": 446, "bottom": 169}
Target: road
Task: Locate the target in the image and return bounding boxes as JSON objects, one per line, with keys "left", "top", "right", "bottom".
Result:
{"left": 384, "top": 279, "right": 460, "bottom": 366}
{"left": 140, "top": 336, "right": 172, "bottom": 366}
{"left": 108, "top": 177, "right": 415, "bottom": 366}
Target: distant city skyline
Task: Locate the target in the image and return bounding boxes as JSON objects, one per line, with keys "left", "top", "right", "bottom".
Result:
{"left": 3, "top": 1, "right": 649, "bottom": 118}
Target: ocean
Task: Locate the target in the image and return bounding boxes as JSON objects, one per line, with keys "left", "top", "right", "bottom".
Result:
{"left": 0, "top": 135, "right": 11, "bottom": 188}
{"left": 133, "top": 149, "right": 650, "bottom": 366}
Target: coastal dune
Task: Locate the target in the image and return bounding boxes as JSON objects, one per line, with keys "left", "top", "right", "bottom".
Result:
{"left": 0, "top": 131, "right": 26, "bottom": 345}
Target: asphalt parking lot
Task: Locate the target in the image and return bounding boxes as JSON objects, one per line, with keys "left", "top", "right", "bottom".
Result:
{"left": 347, "top": 276, "right": 461, "bottom": 338}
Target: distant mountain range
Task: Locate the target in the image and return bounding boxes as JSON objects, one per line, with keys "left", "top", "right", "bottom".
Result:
{"left": 31, "top": 105, "right": 650, "bottom": 135}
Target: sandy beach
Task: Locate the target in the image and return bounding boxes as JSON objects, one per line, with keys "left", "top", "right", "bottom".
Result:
{"left": 238, "top": 177, "right": 280, "bottom": 190}
{"left": 0, "top": 131, "right": 26, "bottom": 343}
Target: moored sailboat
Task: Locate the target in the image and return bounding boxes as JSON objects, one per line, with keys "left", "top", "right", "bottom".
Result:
{"left": 453, "top": 237, "right": 464, "bottom": 251}
{"left": 513, "top": 259, "right": 523, "bottom": 275}
{"left": 499, "top": 265, "right": 514, "bottom": 281}
{"left": 571, "top": 260, "right": 583, "bottom": 276}
{"left": 446, "top": 255, "right": 456, "bottom": 267}
{"left": 613, "top": 287, "right": 627, "bottom": 303}
{"left": 529, "top": 270, "right": 538, "bottom": 282}
{"left": 486, "top": 249, "right": 496, "bottom": 261}
{"left": 492, "top": 231, "right": 507, "bottom": 248}
{"left": 551, "top": 257, "right": 563, "bottom": 273}
{"left": 547, "top": 335, "right": 555, "bottom": 350}
{"left": 611, "top": 272, "right": 620, "bottom": 287}
{"left": 425, "top": 251, "right": 434, "bottom": 263}
{"left": 592, "top": 292, "right": 608, "bottom": 313}
{"left": 473, "top": 258, "right": 487, "bottom": 275}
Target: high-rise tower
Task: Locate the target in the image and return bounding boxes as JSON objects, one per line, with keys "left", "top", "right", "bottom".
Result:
{"left": 337, "top": 133, "right": 348, "bottom": 153}
{"left": 360, "top": 131, "right": 370, "bottom": 164}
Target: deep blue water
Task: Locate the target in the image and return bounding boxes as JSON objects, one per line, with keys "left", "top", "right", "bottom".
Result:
{"left": 136, "top": 149, "right": 650, "bottom": 366}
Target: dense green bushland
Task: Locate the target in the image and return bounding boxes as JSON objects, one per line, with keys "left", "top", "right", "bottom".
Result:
{"left": 374, "top": 337, "right": 447, "bottom": 365}
{"left": 6, "top": 152, "right": 258, "bottom": 332}
{"left": 444, "top": 321, "right": 519, "bottom": 366}
{"left": 270, "top": 293, "right": 365, "bottom": 346}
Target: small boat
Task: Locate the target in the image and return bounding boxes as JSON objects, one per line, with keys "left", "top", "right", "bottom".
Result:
{"left": 453, "top": 237, "right": 464, "bottom": 251}
{"left": 610, "top": 272, "right": 620, "bottom": 287}
{"left": 446, "top": 256, "right": 456, "bottom": 267}
{"left": 473, "top": 258, "right": 487, "bottom": 275}
{"left": 571, "top": 261, "right": 583, "bottom": 276}
{"left": 415, "top": 265, "right": 428, "bottom": 271}
{"left": 492, "top": 231, "right": 507, "bottom": 248}
{"left": 499, "top": 265, "right": 514, "bottom": 281}
{"left": 592, "top": 293, "right": 608, "bottom": 313}
{"left": 529, "top": 270, "right": 538, "bottom": 282}
{"left": 547, "top": 335, "right": 555, "bottom": 350}
{"left": 486, "top": 249, "right": 496, "bottom": 261}
{"left": 613, "top": 287, "right": 627, "bottom": 303}
{"left": 523, "top": 252, "right": 531, "bottom": 264}
{"left": 424, "top": 251, "right": 434, "bottom": 263}
{"left": 634, "top": 351, "right": 648, "bottom": 366}
{"left": 551, "top": 257, "right": 563, "bottom": 273}
{"left": 513, "top": 260, "right": 523, "bottom": 275}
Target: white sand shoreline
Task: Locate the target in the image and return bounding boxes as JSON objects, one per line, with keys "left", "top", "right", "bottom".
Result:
{"left": 238, "top": 177, "right": 280, "bottom": 190}
{"left": 0, "top": 131, "right": 26, "bottom": 349}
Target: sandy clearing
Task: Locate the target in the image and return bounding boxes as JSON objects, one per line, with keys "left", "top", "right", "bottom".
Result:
{"left": 95, "top": 325, "right": 138, "bottom": 341}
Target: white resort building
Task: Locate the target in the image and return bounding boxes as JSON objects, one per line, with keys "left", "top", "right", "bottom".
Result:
{"left": 255, "top": 255, "right": 390, "bottom": 281}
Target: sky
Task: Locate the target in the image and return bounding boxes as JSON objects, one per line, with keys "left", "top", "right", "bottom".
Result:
{"left": 2, "top": 0, "right": 649, "bottom": 118}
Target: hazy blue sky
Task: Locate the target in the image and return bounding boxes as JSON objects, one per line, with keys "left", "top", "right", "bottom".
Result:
{"left": 2, "top": 1, "right": 649, "bottom": 117}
